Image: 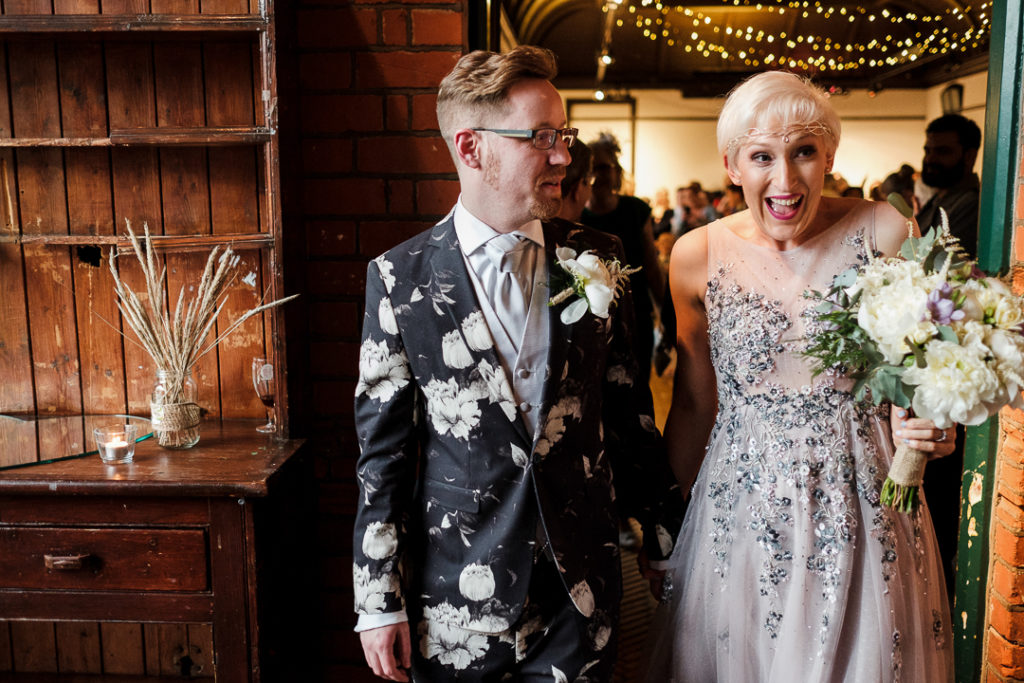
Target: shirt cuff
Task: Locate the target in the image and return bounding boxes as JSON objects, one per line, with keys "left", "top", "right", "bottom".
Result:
{"left": 355, "top": 611, "right": 409, "bottom": 632}
{"left": 649, "top": 559, "right": 671, "bottom": 572}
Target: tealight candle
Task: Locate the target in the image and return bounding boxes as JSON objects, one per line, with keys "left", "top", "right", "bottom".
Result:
{"left": 94, "top": 425, "right": 138, "bottom": 464}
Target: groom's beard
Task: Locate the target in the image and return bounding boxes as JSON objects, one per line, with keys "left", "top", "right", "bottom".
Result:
{"left": 483, "top": 153, "right": 562, "bottom": 220}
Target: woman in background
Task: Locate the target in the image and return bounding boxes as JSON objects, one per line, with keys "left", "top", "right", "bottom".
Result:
{"left": 581, "top": 133, "right": 664, "bottom": 382}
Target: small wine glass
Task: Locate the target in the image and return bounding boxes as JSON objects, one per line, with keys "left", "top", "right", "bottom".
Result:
{"left": 252, "top": 357, "right": 276, "bottom": 433}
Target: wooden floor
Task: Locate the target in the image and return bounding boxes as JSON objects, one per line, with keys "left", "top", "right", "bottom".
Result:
{"left": 612, "top": 354, "right": 675, "bottom": 683}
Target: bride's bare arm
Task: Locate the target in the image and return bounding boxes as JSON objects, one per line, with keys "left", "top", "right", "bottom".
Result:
{"left": 664, "top": 227, "right": 719, "bottom": 494}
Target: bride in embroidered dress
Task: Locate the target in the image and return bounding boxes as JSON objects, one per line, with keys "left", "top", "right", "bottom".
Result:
{"left": 646, "top": 71, "right": 956, "bottom": 682}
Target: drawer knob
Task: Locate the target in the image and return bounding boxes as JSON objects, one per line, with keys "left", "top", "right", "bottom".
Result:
{"left": 44, "top": 553, "right": 91, "bottom": 571}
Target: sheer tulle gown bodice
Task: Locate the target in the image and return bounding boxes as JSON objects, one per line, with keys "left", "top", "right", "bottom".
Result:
{"left": 647, "top": 209, "right": 953, "bottom": 683}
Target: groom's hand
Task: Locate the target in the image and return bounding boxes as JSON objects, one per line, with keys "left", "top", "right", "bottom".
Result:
{"left": 360, "top": 623, "right": 412, "bottom": 681}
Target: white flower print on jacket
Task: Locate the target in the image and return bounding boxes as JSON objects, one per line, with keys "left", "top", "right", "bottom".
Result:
{"left": 470, "top": 358, "right": 517, "bottom": 422}
{"left": 418, "top": 601, "right": 490, "bottom": 670}
{"left": 441, "top": 330, "right": 474, "bottom": 369}
{"left": 362, "top": 521, "right": 398, "bottom": 560}
{"left": 569, "top": 579, "right": 596, "bottom": 617}
{"left": 460, "top": 310, "right": 493, "bottom": 351}
{"left": 458, "top": 563, "right": 496, "bottom": 601}
{"left": 353, "top": 563, "right": 400, "bottom": 614}
{"left": 374, "top": 255, "right": 395, "bottom": 290}
{"left": 535, "top": 396, "right": 583, "bottom": 457}
{"left": 356, "top": 339, "right": 410, "bottom": 403}
{"left": 422, "top": 377, "right": 482, "bottom": 440}
{"left": 378, "top": 296, "right": 398, "bottom": 335}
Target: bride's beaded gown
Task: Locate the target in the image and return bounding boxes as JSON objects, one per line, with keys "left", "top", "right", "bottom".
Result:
{"left": 647, "top": 207, "right": 954, "bottom": 682}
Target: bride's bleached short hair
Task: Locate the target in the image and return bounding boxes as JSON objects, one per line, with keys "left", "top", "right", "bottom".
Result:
{"left": 717, "top": 71, "right": 841, "bottom": 165}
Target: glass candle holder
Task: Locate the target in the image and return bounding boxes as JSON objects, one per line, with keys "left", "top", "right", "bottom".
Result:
{"left": 94, "top": 424, "right": 138, "bottom": 464}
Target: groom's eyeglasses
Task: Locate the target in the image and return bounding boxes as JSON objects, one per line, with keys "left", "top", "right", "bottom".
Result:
{"left": 472, "top": 127, "right": 578, "bottom": 150}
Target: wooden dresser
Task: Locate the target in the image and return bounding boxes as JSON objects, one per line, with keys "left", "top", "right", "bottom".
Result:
{"left": 0, "top": 418, "right": 310, "bottom": 682}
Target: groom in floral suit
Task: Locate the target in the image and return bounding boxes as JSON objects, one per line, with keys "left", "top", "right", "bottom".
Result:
{"left": 353, "top": 45, "right": 684, "bottom": 682}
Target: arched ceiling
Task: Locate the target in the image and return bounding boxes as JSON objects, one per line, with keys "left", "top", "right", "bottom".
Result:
{"left": 502, "top": 0, "right": 990, "bottom": 97}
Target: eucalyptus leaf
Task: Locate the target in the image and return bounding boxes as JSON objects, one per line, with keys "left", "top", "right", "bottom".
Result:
{"left": 886, "top": 192, "right": 914, "bottom": 218}
{"left": 832, "top": 267, "right": 859, "bottom": 288}
{"left": 937, "top": 325, "right": 958, "bottom": 343}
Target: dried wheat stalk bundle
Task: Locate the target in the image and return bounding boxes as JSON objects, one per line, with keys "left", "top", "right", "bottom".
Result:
{"left": 108, "top": 219, "right": 297, "bottom": 444}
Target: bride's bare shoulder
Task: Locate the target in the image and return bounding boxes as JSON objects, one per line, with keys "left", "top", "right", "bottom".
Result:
{"left": 870, "top": 200, "right": 916, "bottom": 257}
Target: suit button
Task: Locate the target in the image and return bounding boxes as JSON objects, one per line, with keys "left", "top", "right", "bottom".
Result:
{"left": 517, "top": 368, "right": 530, "bottom": 379}
{"left": 519, "top": 402, "right": 531, "bottom": 412}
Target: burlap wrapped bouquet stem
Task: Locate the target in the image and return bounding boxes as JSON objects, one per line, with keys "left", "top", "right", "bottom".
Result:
{"left": 880, "top": 443, "right": 928, "bottom": 512}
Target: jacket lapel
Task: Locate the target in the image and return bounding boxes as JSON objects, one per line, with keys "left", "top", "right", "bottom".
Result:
{"left": 536, "top": 220, "right": 577, "bottom": 443}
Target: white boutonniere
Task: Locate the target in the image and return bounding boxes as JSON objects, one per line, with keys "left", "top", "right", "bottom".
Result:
{"left": 548, "top": 246, "right": 640, "bottom": 324}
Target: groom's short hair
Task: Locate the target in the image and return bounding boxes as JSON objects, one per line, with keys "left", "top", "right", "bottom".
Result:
{"left": 437, "top": 46, "right": 558, "bottom": 153}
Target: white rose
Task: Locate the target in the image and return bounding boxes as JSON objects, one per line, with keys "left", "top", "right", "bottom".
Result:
{"left": 362, "top": 522, "right": 399, "bottom": 560}
{"left": 903, "top": 339, "right": 1001, "bottom": 427}
{"left": 458, "top": 563, "right": 496, "bottom": 601}
{"left": 993, "top": 299, "right": 1024, "bottom": 330}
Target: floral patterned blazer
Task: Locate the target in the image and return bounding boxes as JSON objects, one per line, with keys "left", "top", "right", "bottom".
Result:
{"left": 353, "top": 214, "right": 685, "bottom": 633}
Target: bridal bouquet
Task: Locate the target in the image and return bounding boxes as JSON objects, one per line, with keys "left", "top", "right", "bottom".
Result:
{"left": 805, "top": 209, "right": 1024, "bottom": 512}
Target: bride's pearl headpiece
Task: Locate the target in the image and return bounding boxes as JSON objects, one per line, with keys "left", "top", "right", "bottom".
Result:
{"left": 726, "top": 121, "right": 836, "bottom": 154}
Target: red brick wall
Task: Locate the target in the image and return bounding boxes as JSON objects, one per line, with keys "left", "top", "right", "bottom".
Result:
{"left": 280, "top": 1, "right": 466, "bottom": 678}
{"left": 987, "top": 112, "right": 1024, "bottom": 680}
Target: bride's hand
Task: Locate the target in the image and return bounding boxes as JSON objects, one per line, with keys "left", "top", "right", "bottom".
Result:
{"left": 890, "top": 406, "right": 956, "bottom": 460}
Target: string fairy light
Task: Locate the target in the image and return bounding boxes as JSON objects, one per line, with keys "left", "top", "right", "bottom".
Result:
{"left": 621, "top": 0, "right": 990, "bottom": 74}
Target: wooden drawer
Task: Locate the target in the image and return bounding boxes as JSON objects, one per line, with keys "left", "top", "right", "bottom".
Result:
{"left": 0, "top": 527, "right": 208, "bottom": 591}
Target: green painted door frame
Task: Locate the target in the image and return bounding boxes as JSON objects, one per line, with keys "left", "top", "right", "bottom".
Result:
{"left": 954, "top": 1, "right": 1024, "bottom": 681}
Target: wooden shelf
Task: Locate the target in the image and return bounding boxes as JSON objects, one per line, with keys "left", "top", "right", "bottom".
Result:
{"left": 1, "top": 232, "right": 273, "bottom": 253}
{"left": 0, "top": 126, "right": 273, "bottom": 147}
{"left": 0, "top": 13, "right": 266, "bottom": 33}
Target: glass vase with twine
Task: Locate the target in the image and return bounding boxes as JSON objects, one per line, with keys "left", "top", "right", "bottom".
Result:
{"left": 151, "top": 369, "right": 201, "bottom": 448}
{"left": 107, "top": 220, "right": 297, "bottom": 449}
